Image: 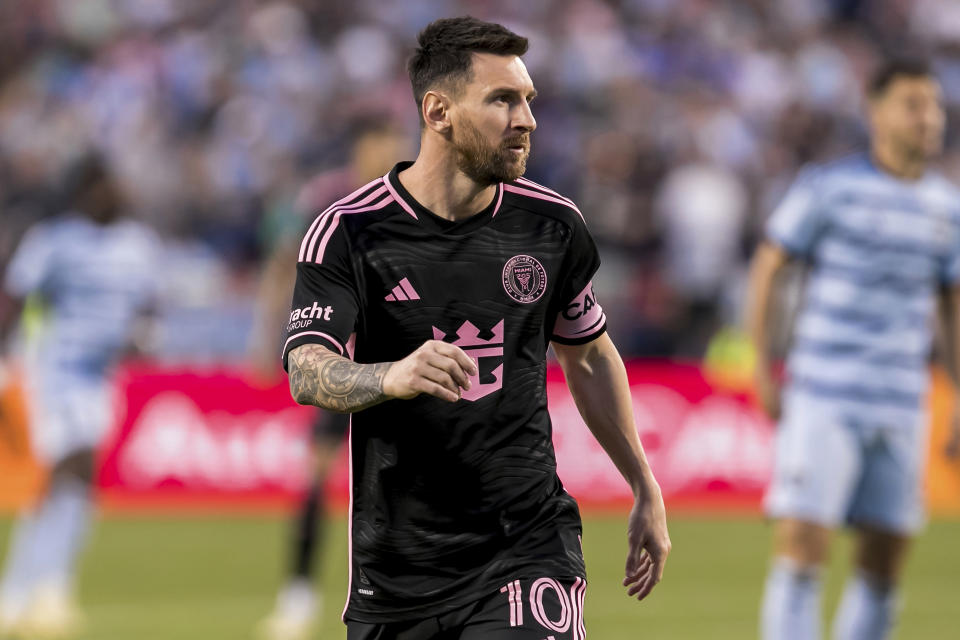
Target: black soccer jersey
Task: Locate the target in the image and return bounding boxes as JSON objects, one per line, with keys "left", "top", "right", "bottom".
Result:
{"left": 283, "top": 162, "right": 607, "bottom": 623}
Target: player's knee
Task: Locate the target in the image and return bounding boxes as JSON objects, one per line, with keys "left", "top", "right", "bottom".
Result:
{"left": 51, "top": 448, "right": 96, "bottom": 485}
{"left": 854, "top": 528, "right": 911, "bottom": 584}
{"left": 772, "top": 518, "right": 831, "bottom": 568}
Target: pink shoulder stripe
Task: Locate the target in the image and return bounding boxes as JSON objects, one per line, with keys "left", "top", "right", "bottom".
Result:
{"left": 302, "top": 186, "right": 388, "bottom": 263}
{"left": 314, "top": 195, "right": 394, "bottom": 263}
{"left": 382, "top": 171, "right": 418, "bottom": 219}
{"left": 516, "top": 177, "right": 577, "bottom": 207}
{"left": 298, "top": 178, "right": 384, "bottom": 261}
{"left": 503, "top": 184, "right": 584, "bottom": 220}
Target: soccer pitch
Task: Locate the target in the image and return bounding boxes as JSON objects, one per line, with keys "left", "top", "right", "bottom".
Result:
{"left": 0, "top": 514, "right": 956, "bottom": 639}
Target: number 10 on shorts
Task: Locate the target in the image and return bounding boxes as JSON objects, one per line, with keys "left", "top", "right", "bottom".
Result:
{"left": 500, "top": 577, "right": 587, "bottom": 638}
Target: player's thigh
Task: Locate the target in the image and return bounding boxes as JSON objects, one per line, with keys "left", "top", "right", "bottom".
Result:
{"left": 460, "top": 577, "right": 587, "bottom": 640}
{"left": 849, "top": 428, "right": 926, "bottom": 564}
{"left": 27, "top": 378, "right": 112, "bottom": 464}
{"left": 765, "top": 395, "right": 862, "bottom": 529}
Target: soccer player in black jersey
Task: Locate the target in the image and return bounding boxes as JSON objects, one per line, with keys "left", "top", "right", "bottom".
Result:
{"left": 282, "top": 16, "right": 670, "bottom": 639}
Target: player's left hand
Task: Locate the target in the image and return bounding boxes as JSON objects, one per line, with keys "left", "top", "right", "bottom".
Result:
{"left": 622, "top": 480, "right": 671, "bottom": 601}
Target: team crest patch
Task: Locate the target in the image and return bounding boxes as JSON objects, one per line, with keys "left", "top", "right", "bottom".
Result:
{"left": 502, "top": 255, "right": 547, "bottom": 303}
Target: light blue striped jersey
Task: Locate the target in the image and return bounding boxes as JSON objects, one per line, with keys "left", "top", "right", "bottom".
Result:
{"left": 4, "top": 214, "right": 161, "bottom": 382}
{"left": 767, "top": 153, "right": 960, "bottom": 427}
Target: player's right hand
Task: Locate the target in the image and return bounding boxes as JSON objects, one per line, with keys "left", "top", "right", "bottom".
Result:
{"left": 382, "top": 340, "right": 478, "bottom": 403}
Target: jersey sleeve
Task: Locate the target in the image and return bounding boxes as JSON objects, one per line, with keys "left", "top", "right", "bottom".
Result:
{"left": 765, "top": 167, "right": 827, "bottom": 257}
{"left": 282, "top": 222, "right": 360, "bottom": 369}
{"left": 550, "top": 215, "right": 606, "bottom": 345}
{"left": 3, "top": 223, "right": 55, "bottom": 299}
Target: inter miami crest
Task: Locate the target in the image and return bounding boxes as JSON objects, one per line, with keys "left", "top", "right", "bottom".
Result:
{"left": 502, "top": 255, "right": 547, "bottom": 303}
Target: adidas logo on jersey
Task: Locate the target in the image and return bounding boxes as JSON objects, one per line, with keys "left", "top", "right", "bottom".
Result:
{"left": 384, "top": 277, "right": 420, "bottom": 302}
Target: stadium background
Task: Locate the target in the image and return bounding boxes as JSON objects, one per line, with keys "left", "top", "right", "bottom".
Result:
{"left": 0, "top": 0, "right": 959, "bottom": 638}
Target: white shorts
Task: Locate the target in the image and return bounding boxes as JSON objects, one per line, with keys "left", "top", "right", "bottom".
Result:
{"left": 26, "top": 376, "right": 113, "bottom": 464}
{"left": 764, "top": 392, "right": 927, "bottom": 535}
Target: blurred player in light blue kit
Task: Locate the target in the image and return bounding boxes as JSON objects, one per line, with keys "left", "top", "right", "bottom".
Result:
{"left": 747, "top": 58, "right": 960, "bottom": 640}
{"left": 0, "top": 154, "right": 161, "bottom": 638}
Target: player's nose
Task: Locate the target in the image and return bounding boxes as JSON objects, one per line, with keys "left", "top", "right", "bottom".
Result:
{"left": 513, "top": 101, "right": 536, "bottom": 133}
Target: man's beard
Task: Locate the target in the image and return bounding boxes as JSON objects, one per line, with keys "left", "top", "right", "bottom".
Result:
{"left": 894, "top": 133, "right": 940, "bottom": 164}
{"left": 453, "top": 119, "right": 530, "bottom": 185}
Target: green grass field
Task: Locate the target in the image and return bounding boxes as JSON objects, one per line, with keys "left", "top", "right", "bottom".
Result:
{"left": 0, "top": 514, "right": 957, "bottom": 639}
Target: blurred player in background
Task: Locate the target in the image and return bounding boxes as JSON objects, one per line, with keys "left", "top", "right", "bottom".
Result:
{"left": 748, "top": 58, "right": 960, "bottom": 640}
{"left": 251, "top": 121, "right": 408, "bottom": 640}
{"left": 283, "top": 16, "right": 669, "bottom": 639}
{"left": 0, "top": 154, "right": 160, "bottom": 638}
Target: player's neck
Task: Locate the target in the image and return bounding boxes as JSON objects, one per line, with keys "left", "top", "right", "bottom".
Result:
{"left": 870, "top": 142, "right": 927, "bottom": 181}
{"left": 398, "top": 152, "right": 498, "bottom": 222}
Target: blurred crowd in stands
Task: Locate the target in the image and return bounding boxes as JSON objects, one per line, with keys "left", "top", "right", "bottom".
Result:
{"left": 2, "top": 0, "right": 960, "bottom": 360}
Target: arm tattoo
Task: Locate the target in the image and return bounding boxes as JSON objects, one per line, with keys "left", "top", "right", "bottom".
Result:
{"left": 288, "top": 344, "right": 392, "bottom": 413}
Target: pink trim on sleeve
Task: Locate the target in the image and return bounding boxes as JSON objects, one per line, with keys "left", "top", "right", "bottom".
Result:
{"left": 282, "top": 330, "right": 345, "bottom": 356}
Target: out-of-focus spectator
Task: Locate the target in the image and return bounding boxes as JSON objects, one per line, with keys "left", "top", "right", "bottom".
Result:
{"left": 655, "top": 157, "right": 749, "bottom": 355}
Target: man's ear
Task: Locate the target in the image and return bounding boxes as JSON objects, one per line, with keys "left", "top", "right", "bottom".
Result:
{"left": 422, "top": 90, "right": 452, "bottom": 133}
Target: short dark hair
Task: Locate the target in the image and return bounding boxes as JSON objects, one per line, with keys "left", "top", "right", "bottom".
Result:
{"left": 407, "top": 16, "right": 528, "bottom": 119}
{"left": 867, "top": 56, "right": 934, "bottom": 98}
{"left": 61, "top": 151, "right": 111, "bottom": 201}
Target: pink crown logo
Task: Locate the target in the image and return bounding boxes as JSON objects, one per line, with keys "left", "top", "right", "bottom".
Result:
{"left": 431, "top": 320, "right": 504, "bottom": 401}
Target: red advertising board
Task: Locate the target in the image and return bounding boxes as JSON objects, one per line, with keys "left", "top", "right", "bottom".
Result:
{"left": 92, "top": 362, "right": 773, "bottom": 512}
{"left": 6, "top": 361, "right": 959, "bottom": 515}
{"left": 549, "top": 362, "right": 772, "bottom": 510}
{"left": 96, "top": 367, "right": 326, "bottom": 510}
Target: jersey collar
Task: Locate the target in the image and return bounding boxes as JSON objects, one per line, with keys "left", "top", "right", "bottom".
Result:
{"left": 384, "top": 162, "right": 504, "bottom": 235}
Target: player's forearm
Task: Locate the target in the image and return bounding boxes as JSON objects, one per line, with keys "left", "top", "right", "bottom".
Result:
{"left": 746, "top": 243, "right": 786, "bottom": 375}
{"left": 556, "top": 335, "right": 657, "bottom": 497}
{"left": 287, "top": 343, "right": 392, "bottom": 413}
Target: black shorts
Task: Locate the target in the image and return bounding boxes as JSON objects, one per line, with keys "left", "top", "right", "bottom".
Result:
{"left": 311, "top": 410, "right": 349, "bottom": 444}
{"left": 347, "top": 576, "right": 587, "bottom": 640}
